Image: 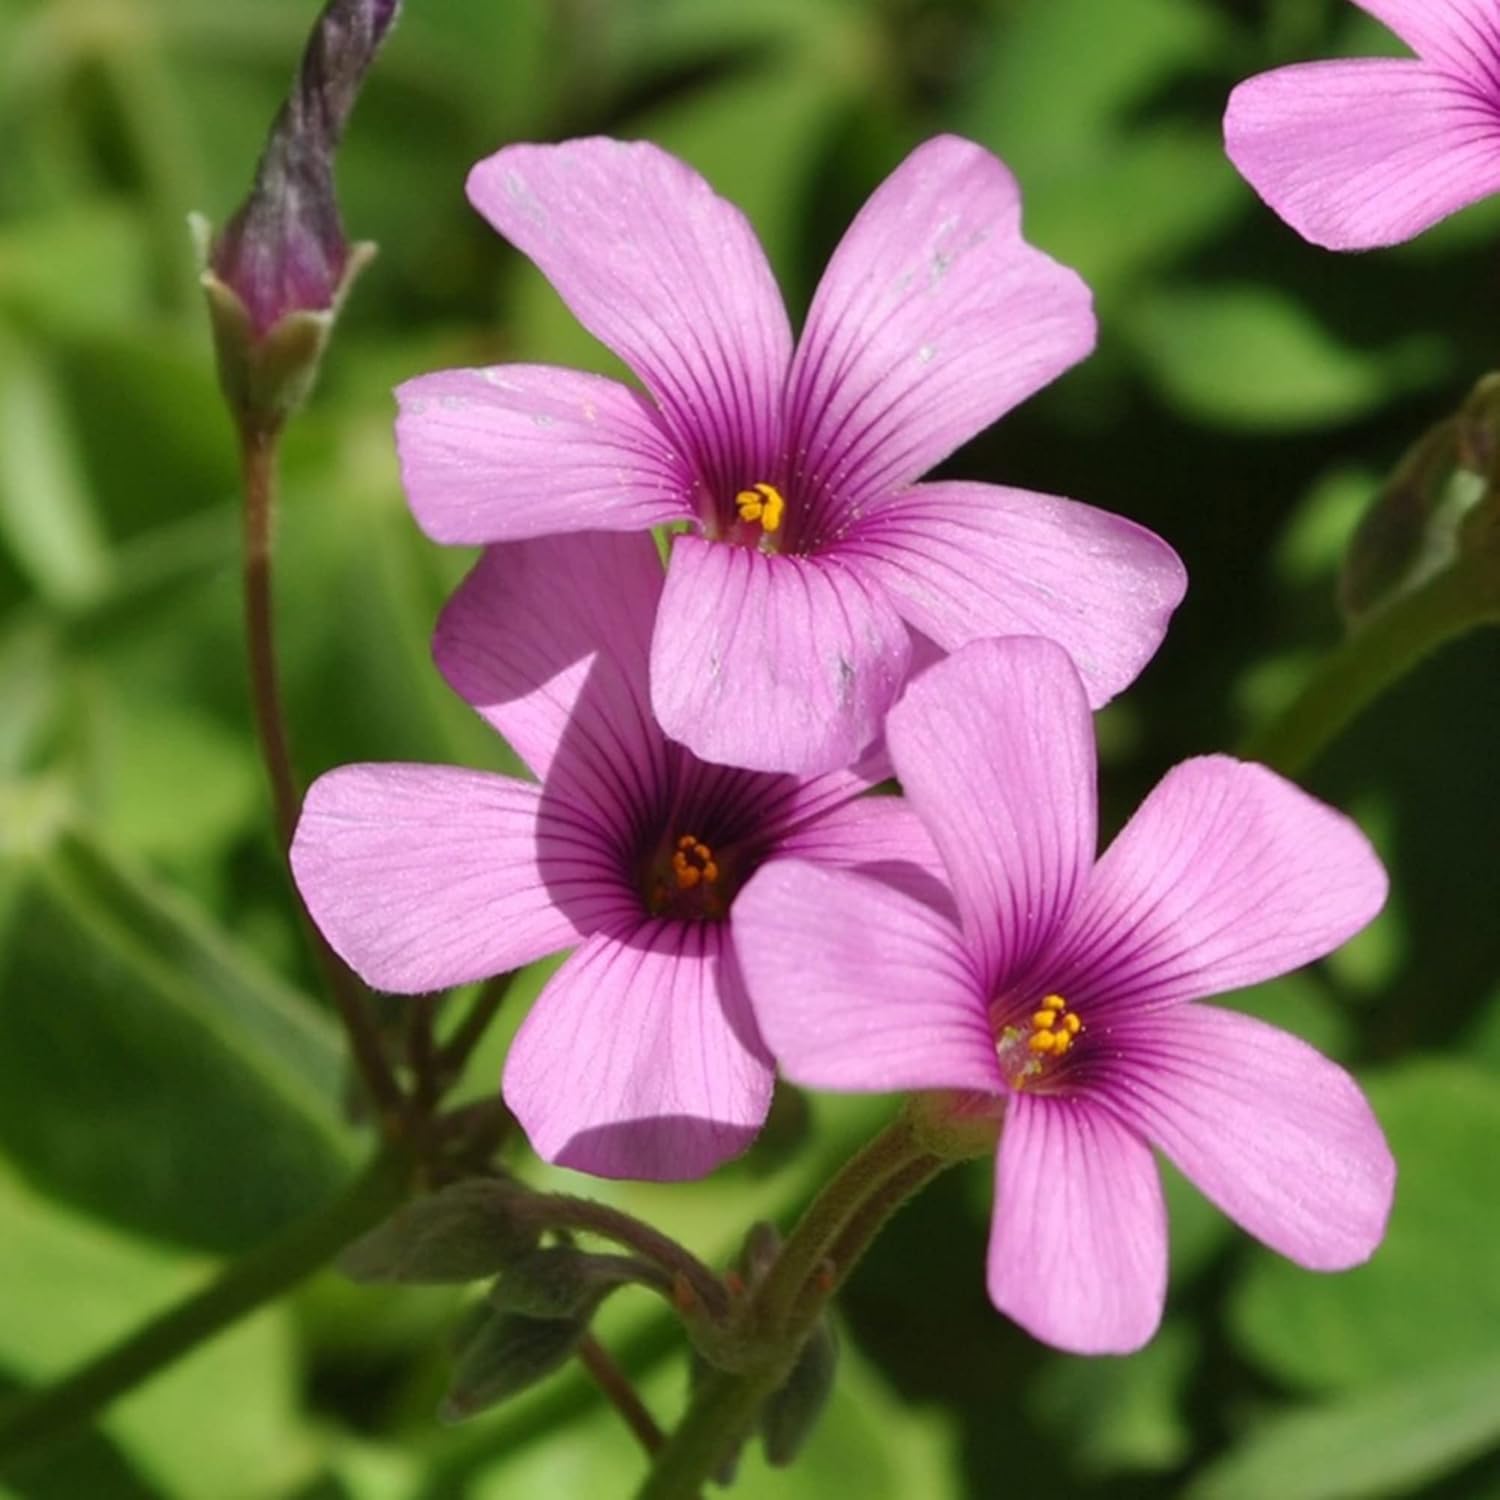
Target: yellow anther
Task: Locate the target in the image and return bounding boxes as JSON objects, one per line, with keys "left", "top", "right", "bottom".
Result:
{"left": 1029, "top": 1030, "right": 1058, "bottom": 1054}
{"left": 735, "top": 482, "right": 786, "bottom": 534}
{"left": 1052, "top": 1031, "right": 1073, "bottom": 1057}
{"left": 1062, "top": 1013, "right": 1082, "bottom": 1036}
{"left": 1032, "top": 1009, "right": 1059, "bottom": 1030}
{"left": 1040, "top": 993, "right": 1068, "bottom": 1011}
{"left": 671, "top": 836, "right": 719, "bottom": 892}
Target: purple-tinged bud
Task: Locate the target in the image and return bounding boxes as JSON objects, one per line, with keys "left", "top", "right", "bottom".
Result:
{"left": 196, "top": 0, "right": 399, "bottom": 432}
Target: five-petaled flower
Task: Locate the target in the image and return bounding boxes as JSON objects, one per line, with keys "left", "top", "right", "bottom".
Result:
{"left": 290, "top": 531, "right": 939, "bottom": 1181}
{"left": 394, "top": 134, "right": 1185, "bottom": 777}
{"left": 1225, "top": 0, "right": 1500, "bottom": 249}
{"left": 736, "top": 636, "right": 1395, "bottom": 1354}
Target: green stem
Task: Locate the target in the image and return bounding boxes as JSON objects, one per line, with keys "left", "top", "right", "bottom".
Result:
{"left": 1242, "top": 551, "right": 1500, "bottom": 778}
{"left": 526, "top": 1194, "right": 729, "bottom": 1320}
{"left": 755, "top": 1110, "right": 930, "bottom": 1332}
{"left": 239, "top": 427, "right": 407, "bottom": 1135}
{"left": 636, "top": 1113, "right": 949, "bottom": 1500}
{"left": 0, "top": 1148, "right": 413, "bottom": 1471}
{"left": 575, "top": 1334, "right": 666, "bottom": 1459}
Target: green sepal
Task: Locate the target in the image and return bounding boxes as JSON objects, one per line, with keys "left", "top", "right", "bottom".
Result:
{"left": 190, "top": 213, "right": 374, "bottom": 436}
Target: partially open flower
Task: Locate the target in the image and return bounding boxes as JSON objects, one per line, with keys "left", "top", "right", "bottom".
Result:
{"left": 197, "top": 0, "right": 397, "bottom": 426}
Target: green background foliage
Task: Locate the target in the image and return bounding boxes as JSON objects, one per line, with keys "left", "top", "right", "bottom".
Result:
{"left": 1, "top": 0, "right": 1497, "bottom": 1494}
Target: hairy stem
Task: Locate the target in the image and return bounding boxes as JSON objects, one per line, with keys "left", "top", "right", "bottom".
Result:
{"left": 239, "top": 427, "right": 406, "bottom": 1132}
{"left": 526, "top": 1194, "right": 729, "bottom": 1320}
{"left": 636, "top": 1113, "right": 949, "bottom": 1500}
{"left": 1243, "top": 549, "right": 1500, "bottom": 778}
{"left": 0, "top": 1149, "right": 413, "bottom": 1471}
{"left": 576, "top": 1334, "right": 666, "bottom": 1459}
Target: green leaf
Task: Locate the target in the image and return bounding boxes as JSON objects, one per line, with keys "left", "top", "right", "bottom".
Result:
{"left": 1230, "top": 1060, "right": 1500, "bottom": 1391}
{"left": 1030, "top": 1323, "right": 1197, "bottom": 1478}
{"left": 0, "top": 1159, "right": 313, "bottom": 1499}
{"left": 0, "top": 828, "right": 354, "bottom": 1252}
{"left": 1127, "top": 286, "right": 1447, "bottom": 430}
{"left": 959, "top": 0, "right": 1235, "bottom": 295}
{"left": 1188, "top": 1352, "right": 1500, "bottom": 1500}
{"left": 0, "top": 335, "right": 110, "bottom": 608}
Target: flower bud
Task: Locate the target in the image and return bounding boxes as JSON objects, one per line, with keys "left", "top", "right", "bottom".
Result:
{"left": 488, "top": 1247, "right": 643, "bottom": 1319}
{"left": 339, "top": 1179, "right": 539, "bottom": 1284}
{"left": 440, "top": 1304, "right": 593, "bottom": 1424}
{"left": 195, "top": 0, "right": 398, "bottom": 430}
{"left": 760, "top": 1318, "right": 839, "bottom": 1467}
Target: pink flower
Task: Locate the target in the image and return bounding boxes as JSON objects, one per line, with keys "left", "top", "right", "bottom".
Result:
{"left": 290, "top": 531, "right": 939, "bottom": 1181}
{"left": 1225, "top": 1, "right": 1500, "bottom": 249}
{"left": 394, "top": 135, "right": 1185, "bottom": 777}
{"left": 736, "top": 637, "right": 1395, "bottom": 1354}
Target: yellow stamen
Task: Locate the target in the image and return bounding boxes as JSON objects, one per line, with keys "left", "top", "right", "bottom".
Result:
{"left": 998, "top": 993, "right": 1086, "bottom": 1088}
{"left": 671, "top": 836, "right": 719, "bottom": 892}
{"left": 735, "top": 482, "right": 786, "bottom": 534}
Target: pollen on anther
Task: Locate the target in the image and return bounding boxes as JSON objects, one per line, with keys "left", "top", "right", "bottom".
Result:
{"left": 735, "top": 482, "right": 786, "bottom": 534}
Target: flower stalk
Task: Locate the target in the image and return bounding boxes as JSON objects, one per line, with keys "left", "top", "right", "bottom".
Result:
{"left": 636, "top": 1111, "right": 955, "bottom": 1500}
{"left": 1243, "top": 544, "right": 1500, "bottom": 778}
{"left": 238, "top": 423, "right": 406, "bottom": 1133}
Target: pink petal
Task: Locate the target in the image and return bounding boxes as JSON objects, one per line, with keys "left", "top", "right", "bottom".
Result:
{"left": 784, "top": 135, "right": 1094, "bottom": 530}
{"left": 1354, "top": 1, "right": 1500, "bottom": 74}
{"left": 1103, "top": 1005, "right": 1395, "bottom": 1269}
{"left": 988, "top": 1095, "right": 1167, "bottom": 1355}
{"left": 885, "top": 638, "right": 1096, "bottom": 992}
{"left": 434, "top": 533, "right": 670, "bottom": 836}
{"left": 651, "top": 535, "right": 911, "bottom": 776}
{"left": 1054, "top": 756, "right": 1388, "bottom": 1015}
{"left": 846, "top": 481, "right": 1186, "bottom": 709}
{"left": 733, "top": 859, "right": 999, "bottom": 1095}
{"left": 1224, "top": 59, "right": 1500, "bottom": 250}
{"left": 466, "top": 139, "right": 792, "bottom": 499}
{"left": 394, "top": 365, "right": 693, "bottom": 545}
{"left": 502, "top": 920, "right": 773, "bottom": 1181}
{"left": 290, "top": 764, "right": 620, "bottom": 993}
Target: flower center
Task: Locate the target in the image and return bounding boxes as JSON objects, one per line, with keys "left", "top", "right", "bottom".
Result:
{"left": 734, "top": 482, "right": 785, "bottom": 535}
{"left": 671, "top": 834, "right": 719, "bottom": 889}
{"left": 995, "top": 993, "right": 1085, "bottom": 1091}
{"left": 644, "top": 833, "right": 731, "bottom": 921}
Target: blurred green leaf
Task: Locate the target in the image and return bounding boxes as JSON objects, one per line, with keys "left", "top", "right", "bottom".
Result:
{"left": 1188, "top": 1352, "right": 1500, "bottom": 1500}
{"left": 0, "top": 1159, "right": 313, "bottom": 1499}
{"left": 1030, "top": 1323, "right": 1197, "bottom": 1478}
{"left": 81, "top": 688, "right": 261, "bottom": 867}
{"left": 1128, "top": 287, "right": 1446, "bottom": 430}
{"left": 0, "top": 204, "right": 152, "bottom": 336}
{"left": 0, "top": 335, "right": 110, "bottom": 607}
{"left": 961, "top": 0, "right": 1235, "bottom": 293}
{"left": 1231, "top": 1061, "right": 1500, "bottom": 1391}
{"left": 0, "top": 828, "right": 354, "bottom": 1252}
